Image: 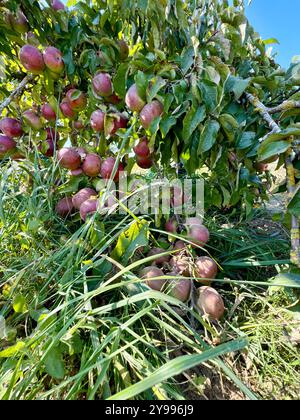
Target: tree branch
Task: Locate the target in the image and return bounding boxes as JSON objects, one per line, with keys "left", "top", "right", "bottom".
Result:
{"left": 0, "top": 74, "right": 35, "bottom": 115}
{"left": 245, "top": 92, "right": 300, "bottom": 268}
{"left": 268, "top": 100, "right": 300, "bottom": 114}
{"left": 245, "top": 92, "right": 281, "bottom": 134}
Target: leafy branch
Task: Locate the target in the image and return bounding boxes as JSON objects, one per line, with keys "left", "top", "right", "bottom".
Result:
{"left": 0, "top": 74, "right": 35, "bottom": 115}
{"left": 245, "top": 92, "right": 300, "bottom": 267}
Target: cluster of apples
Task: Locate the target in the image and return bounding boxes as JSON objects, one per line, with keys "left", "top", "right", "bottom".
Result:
{"left": 139, "top": 217, "right": 225, "bottom": 320}
{"left": 0, "top": 115, "right": 60, "bottom": 160}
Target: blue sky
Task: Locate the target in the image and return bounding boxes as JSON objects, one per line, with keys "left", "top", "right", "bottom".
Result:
{"left": 61, "top": 0, "right": 299, "bottom": 69}
{"left": 246, "top": 0, "right": 300, "bottom": 69}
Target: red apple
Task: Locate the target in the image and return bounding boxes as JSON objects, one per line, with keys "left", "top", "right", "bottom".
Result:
{"left": 140, "top": 266, "right": 165, "bottom": 291}
{"left": 134, "top": 137, "right": 150, "bottom": 158}
{"left": 10, "top": 10, "right": 29, "bottom": 33}
{"left": 41, "top": 103, "right": 56, "bottom": 121}
{"left": 73, "top": 120, "right": 84, "bottom": 130}
{"left": 166, "top": 274, "right": 191, "bottom": 302}
{"left": 0, "top": 135, "right": 17, "bottom": 158}
{"left": 23, "top": 110, "right": 43, "bottom": 130}
{"left": 52, "top": 0, "right": 65, "bottom": 10}
{"left": 72, "top": 188, "right": 97, "bottom": 210}
{"left": 136, "top": 155, "right": 153, "bottom": 169}
{"left": 90, "top": 110, "right": 105, "bottom": 132}
{"left": 105, "top": 93, "right": 121, "bottom": 105}
{"left": 140, "top": 100, "right": 163, "bottom": 129}
{"left": 43, "top": 47, "right": 64, "bottom": 74}
{"left": 0, "top": 118, "right": 23, "bottom": 138}
{"left": 80, "top": 198, "right": 98, "bottom": 221}
{"left": 20, "top": 45, "right": 45, "bottom": 74}
{"left": 165, "top": 218, "right": 178, "bottom": 234}
{"left": 70, "top": 168, "right": 83, "bottom": 176}
{"left": 46, "top": 127, "right": 60, "bottom": 142}
{"left": 66, "top": 89, "right": 87, "bottom": 112}
{"left": 57, "top": 148, "right": 81, "bottom": 170}
{"left": 107, "top": 113, "right": 128, "bottom": 136}
{"left": 125, "top": 84, "right": 146, "bottom": 112}
{"left": 193, "top": 257, "right": 218, "bottom": 286}
{"left": 60, "top": 99, "right": 77, "bottom": 119}
{"left": 40, "top": 139, "right": 55, "bottom": 157}
{"left": 92, "top": 73, "right": 113, "bottom": 97}
{"left": 55, "top": 197, "right": 74, "bottom": 217}
{"left": 100, "top": 157, "right": 124, "bottom": 181}
{"left": 82, "top": 153, "right": 102, "bottom": 177}
{"left": 188, "top": 225, "right": 210, "bottom": 247}
{"left": 196, "top": 287, "right": 225, "bottom": 320}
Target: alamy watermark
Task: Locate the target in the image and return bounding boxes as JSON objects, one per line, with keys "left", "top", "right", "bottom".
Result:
{"left": 0, "top": 315, "right": 6, "bottom": 340}
{"left": 96, "top": 173, "right": 205, "bottom": 219}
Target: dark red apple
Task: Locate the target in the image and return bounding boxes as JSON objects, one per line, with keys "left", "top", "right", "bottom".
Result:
{"left": 0, "top": 135, "right": 17, "bottom": 158}
{"left": 166, "top": 274, "right": 191, "bottom": 302}
{"left": 57, "top": 148, "right": 81, "bottom": 170}
{"left": 20, "top": 45, "right": 45, "bottom": 74}
{"left": 90, "top": 110, "right": 105, "bottom": 132}
{"left": 60, "top": 99, "right": 77, "bottom": 119}
{"left": 100, "top": 157, "right": 124, "bottom": 181}
{"left": 46, "top": 127, "right": 60, "bottom": 142}
{"left": 134, "top": 137, "right": 150, "bottom": 158}
{"left": 80, "top": 198, "right": 98, "bottom": 221}
{"left": 72, "top": 188, "right": 97, "bottom": 210}
{"left": 73, "top": 120, "right": 84, "bottom": 130}
{"left": 92, "top": 73, "right": 113, "bottom": 97}
{"left": 136, "top": 155, "right": 153, "bottom": 169}
{"left": 55, "top": 197, "right": 74, "bottom": 217}
{"left": 43, "top": 47, "right": 64, "bottom": 74}
{"left": 147, "top": 248, "right": 170, "bottom": 266}
{"left": 193, "top": 256, "right": 218, "bottom": 286}
{"left": 23, "top": 110, "right": 43, "bottom": 130}
{"left": 105, "top": 93, "right": 121, "bottom": 105}
{"left": 52, "top": 0, "right": 65, "bottom": 10}
{"left": 140, "top": 266, "right": 165, "bottom": 291}
{"left": 66, "top": 89, "right": 87, "bottom": 112}
{"left": 40, "top": 139, "right": 55, "bottom": 157}
{"left": 70, "top": 168, "right": 83, "bottom": 176}
{"left": 165, "top": 218, "right": 178, "bottom": 234}
{"left": 125, "top": 84, "right": 146, "bottom": 112}
{"left": 0, "top": 118, "right": 23, "bottom": 138}
{"left": 41, "top": 103, "right": 56, "bottom": 121}
{"left": 82, "top": 154, "right": 102, "bottom": 177}
{"left": 140, "top": 100, "right": 163, "bottom": 129}
{"left": 10, "top": 10, "right": 29, "bottom": 33}
{"left": 188, "top": 225, "right": 210, "bottom": 247}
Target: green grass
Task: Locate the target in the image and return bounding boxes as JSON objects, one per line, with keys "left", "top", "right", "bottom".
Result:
{"left": 0, "top": 158, "right": 299, "bottom": 400}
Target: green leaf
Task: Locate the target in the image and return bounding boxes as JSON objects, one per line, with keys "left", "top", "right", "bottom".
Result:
{"left": 269, "top": 272, "right": 300, "bottom": 289}
{"left": 225, "top": 75, "right": 250, "bottom": 100}
{"left": 44, "top": 347, "right": 65, "bottom": 380}
{"left": 236, "top": 131, "right": 256, "bottom": 149}
{"left": 0, "top": 342, "right": 26, "bottom": 358}
{"left": 176, "top": 46, "right": 194, "bottom": 75}
{"left": 147, "top": 76, "right": 166, "bottom": 102}
{"left": 219, "top": 114, "right": 238, "bottom": 142}
{"left": 111, "top": 220, "right": 149, "bottom": 264}
{"left": 258, "top": 140, "right": 290, "bottom": 162}
{"left": 198, "top": 120, "right": 220, "bottom": 153}
{"left": 263, "top": 127, "right": 300, "bottom": 143}
{"left": 113, "top": 63, "right": 129, "bottom": 97}
{"left": 135, "top": 71, "right": 148, "bottom": 101}
{"left": 198, "top": 80, "right": 218, "bottom": 112}
{"left": 160, "top": 116, "right": 177, "bottom": 138}
{"left": 182, "top": 106, "right": 206, "bottom": 143}
{"left": 12, "top": 295, "right": 27, "bottom": 314}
